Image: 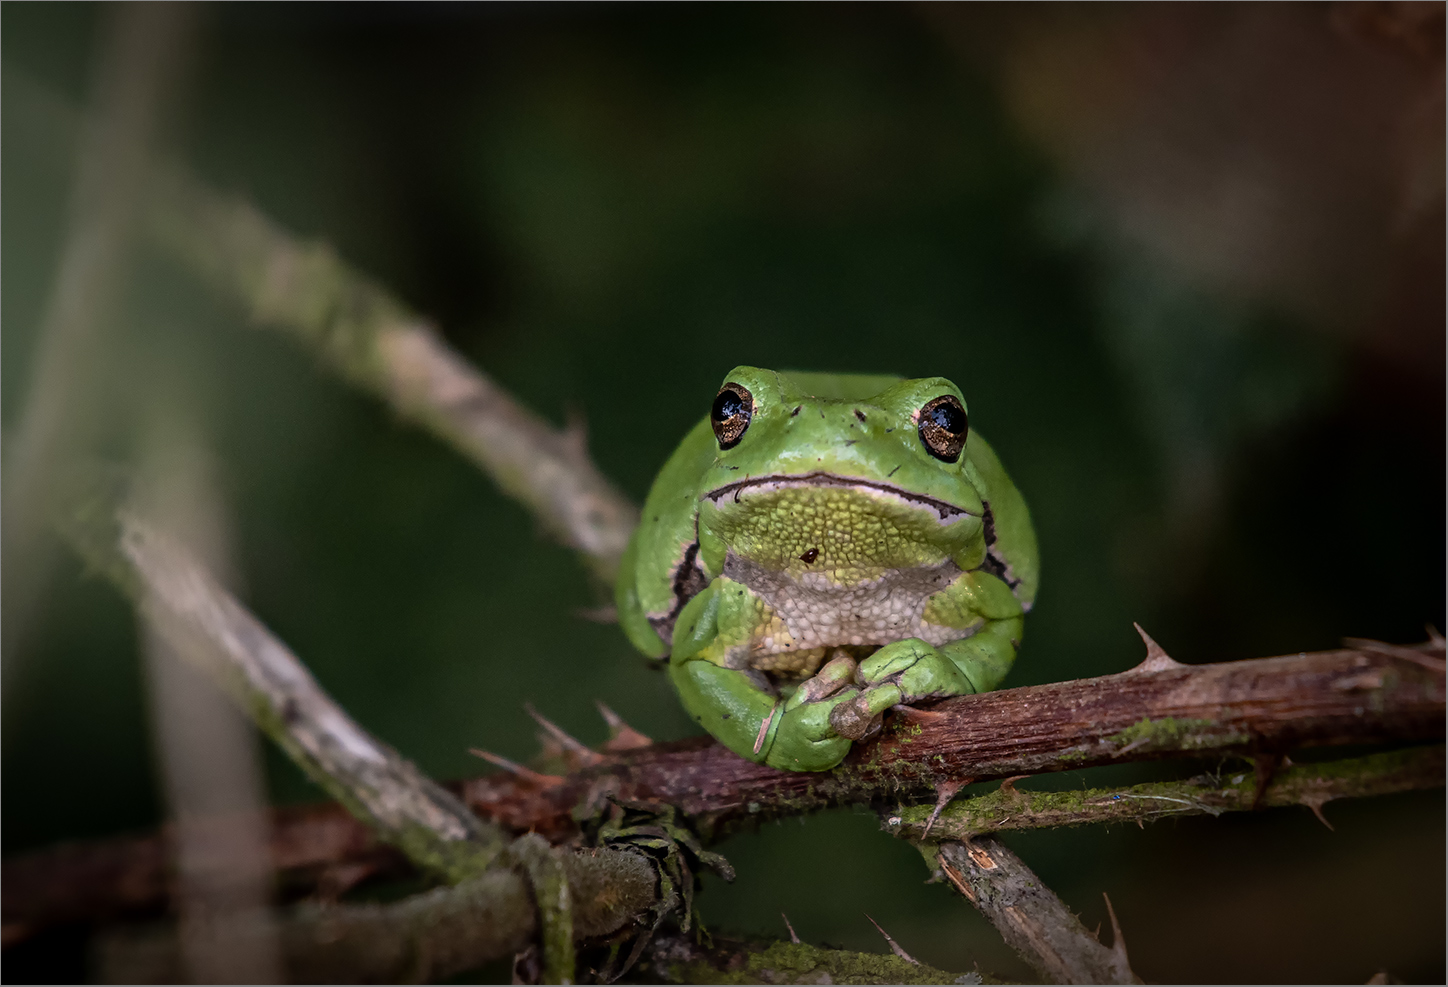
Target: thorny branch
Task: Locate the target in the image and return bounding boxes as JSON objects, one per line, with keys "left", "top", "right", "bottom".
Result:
{"left": 884, "top": 745, "right": 1445, "bottom": 842}
{"left": 458, "top": 635, "right": 1444, "bottom": 842}
{"left": 6, "top": 707, "right": 1442, "bottom": 943}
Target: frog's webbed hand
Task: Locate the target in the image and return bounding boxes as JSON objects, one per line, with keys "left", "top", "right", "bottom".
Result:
{"left": 765, "top": 652, "right": 861, "bottom": 771}
{"left": 831, "top": 617, "right": 1023, "bottom": 741}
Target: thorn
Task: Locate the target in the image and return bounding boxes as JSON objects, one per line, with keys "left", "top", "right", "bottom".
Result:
{"left": 998, "top": 774, "right": 1029, "bottom": 796}
{"left": 894, "top": 705, "right": 946, "bottom": 724}
{"left": 922, "top": 777, "right": 971, "bottom": 838}
{"left": 1116, "top": 736, "right": 1151, "bottom": 756}
{"left": 525, "top": 703, "right": 605, "bottom": 768}
{"left": 1426, "top": 624, "right": 1445, "bottom": 650}
{"left": 595, "top": 701, "right": 653, "bottom": 751}
{"left": 1302, "top": 797, "right": 1335, "bottom": 831}
{"left": 865, "top": 914, "right": 918, "bottom": 965}
{"left": 782, "top": 912, "right": 800, "bottom": 944}
{"left": 754, "top": 702, "right": 779, "bottom": 755}
{"left": 1102, "top": 893, "right": 1134, "bottom": 977}
{"left": 1132, "top": 623, "right": 1185, "bottom": 672}
{"left": 468, "top": 749, "right": 564, "bottom": 788}
{"left": 1343, "top": 637, "right": 1447, "bottom": 672}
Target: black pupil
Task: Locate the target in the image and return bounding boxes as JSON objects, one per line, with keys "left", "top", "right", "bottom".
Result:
{"left": 713, "top": 390, "right": 744, "bottom": 421}
{"left": 927, "top": 402, "right": 965, "bottom": 434}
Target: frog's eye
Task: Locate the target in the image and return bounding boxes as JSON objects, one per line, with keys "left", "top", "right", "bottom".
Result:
{"left": 711, "top": 382, "right": 753, "bottom": 449}
{"left": 917, "top": 395, "right": 968, "bottom": 463}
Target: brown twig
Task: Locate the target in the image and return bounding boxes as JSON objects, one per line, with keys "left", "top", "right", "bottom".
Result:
{"left": 938, "top": 839, "right": 1139, "bottom": 984}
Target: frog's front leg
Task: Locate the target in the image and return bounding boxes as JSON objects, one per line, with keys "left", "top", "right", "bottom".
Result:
{"left": 669, "top": 579, "right": 862, "bottom": 771}
{"left": 831, "top": 568, "right": 1026, "bottom": 739}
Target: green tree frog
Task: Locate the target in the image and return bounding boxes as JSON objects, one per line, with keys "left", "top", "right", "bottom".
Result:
{"left": 615, "top": 367, "right": 1038, "bottom": 771}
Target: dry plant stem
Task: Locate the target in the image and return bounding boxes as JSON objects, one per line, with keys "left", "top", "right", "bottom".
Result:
{"left": 96, "top": 850, "right": 656, "bottom": 985}
{"left": 459, "top": 642, "right": 1444, "bottom": 840}
{"left": 639, "top": 932, "right": 969, "bottom": 986}
{"left": 938, "top": 839, "right": 1138, "bottom": 985}
{"left": 885, "top": 745, "right": 1445, "bottom": 841}
{"left": 55, "top": 491, "right": 505, "bottom": 882}
{"left": 144, "top": 166, "right": 638, "bottom": 581}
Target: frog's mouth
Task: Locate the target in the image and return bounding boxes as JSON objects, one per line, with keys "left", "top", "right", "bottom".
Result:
{"left": 703, "top": 472, "right": 976, "bottom": 523}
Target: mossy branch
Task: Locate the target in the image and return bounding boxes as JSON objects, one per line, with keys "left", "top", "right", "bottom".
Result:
{"left": 8, "top": 71, "right": 638, "bottom": 583}
{"left": 145, "top": 166, "right": 638, "bottom": 582}
{"left": 55, "top": 473, "right": 505, "bottom": 882}
{"left": 637, "top": 932, "right": 981, "bottom": 985}
{"left": 96, "top": 849, "right": 656, "bottom": 984}
{"left": 49, "top": 475, "right": 665, "bottom": 983}
{"left": 885, "top": 745, "right": 1445, "bottom": 841}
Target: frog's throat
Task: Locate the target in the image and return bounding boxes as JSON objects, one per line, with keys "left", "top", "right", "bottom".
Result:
{"left": 703, "top": 472, "right": 976, "bottom": 524}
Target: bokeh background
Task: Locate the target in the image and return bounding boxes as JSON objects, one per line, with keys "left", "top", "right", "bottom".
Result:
{"left": 3, "top": 3, "right": 1443, "bottom": 983}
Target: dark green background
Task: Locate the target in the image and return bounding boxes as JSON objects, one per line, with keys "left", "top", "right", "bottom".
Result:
{"left": 3, "top": 4, "right": 1443, "bottom": 983}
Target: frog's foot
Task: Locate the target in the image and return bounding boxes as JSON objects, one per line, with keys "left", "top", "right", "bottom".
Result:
{"left": 763, "top": 652, "right": 861, "bottom": 772}
{"left": 830, "top": 638, "right": 973, "bottom": 741}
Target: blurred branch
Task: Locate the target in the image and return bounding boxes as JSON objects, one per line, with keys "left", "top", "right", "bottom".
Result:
{"left": 135, "top": 414, "right": 281, "bottom": 982}
{"left": 1, "top": 3, "right": 196, "bottom": 695}
{"left": 144, "top": 165, "right": 639, "bottom": 581}
{"left": 55, "top": 471, "right": 507, "bottom": 881}
{"left": 937, "top": 839, "right": 1137, "bottom": 985}
{"left": 96, "top": 845, "right": 656, "bottom": 984}
{"left": 885, "top": 745, "right": 1445, "bottom": 842}
{"left": 10, "top": 71, "right": 638, "bottom": 581}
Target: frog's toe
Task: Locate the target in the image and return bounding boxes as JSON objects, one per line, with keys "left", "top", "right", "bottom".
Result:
{"left": 895, "top": 654, "right": 971, "bottom": 702}
{"left": 859, "top": 639, "right": 972, "bottom": 703}
{"left": 858, "top": 639, "right": 933, "bottom": 685}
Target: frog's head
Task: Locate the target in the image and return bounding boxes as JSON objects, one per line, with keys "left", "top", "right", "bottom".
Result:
{"left": 695, "top": 366, "right": 987, "bottom": 581}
